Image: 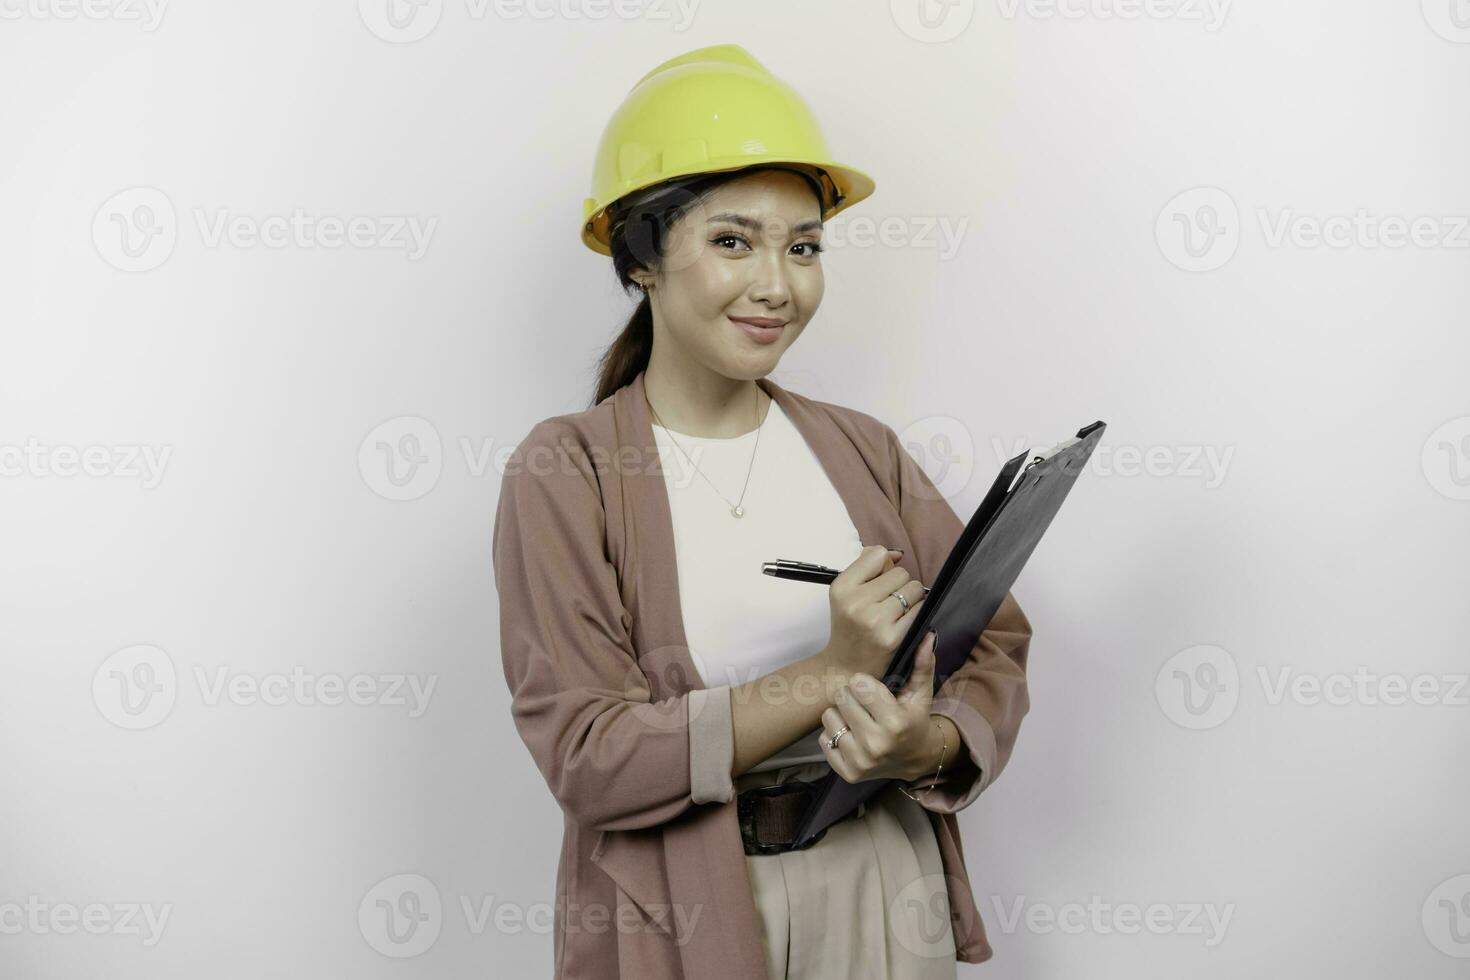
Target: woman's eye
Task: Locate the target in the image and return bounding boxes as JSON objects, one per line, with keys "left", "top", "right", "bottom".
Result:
{"left": 710, "top": 234, "right": 824, "bottom": 257}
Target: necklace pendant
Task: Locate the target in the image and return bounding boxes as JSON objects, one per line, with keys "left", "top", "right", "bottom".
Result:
{"left": 731, "top": 505, "right": 744, "bottom": 518}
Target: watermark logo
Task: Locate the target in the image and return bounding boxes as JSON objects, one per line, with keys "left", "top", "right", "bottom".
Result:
{"left": 483, "top": 0, "right": 699, "bottom": 28}
{"left": 360, "top": 873, "right": 443, "bottom": 958}
{"left": 93, "top": 187, "right": 437, "bottom": 270}
{"left": 360, "top": 416, "right": 444, "bottom": 501}
{"left": 1155, "top": 644, "right": 1239, "bottom": 730}
{"left": 93, "top": 187, "right": 177, "bottom": 273}
{"left": 192, "top": 666, "right": 437, "bottom": 717}
{"left": 1421, "top": 416, "right": 1470, "bottom": 501}
{"left": 993, "top": 0, "right": 1231, "bottom": 30}
{"left": 823, "top": 213, "right": 972, "bottom": 261}
{"left": 991, "top": 436, "right": 1235, "bottom": 489}
{"left": 460, "top": 893, "right": 705, "bottom": 943}
{"left": 360, "top": 873, "right": 707, "bottom": 952}
{"left": 92, "top": 645, "right": 438, "bottom": 728}
{"left": 359, "top": 0, "right": 698, "bottom": 42}
{"left": 891, "top": 0, "right": 976, "bottom": 43}
{"left": 888, "top": 873, "right": 958, "bottom": 959}
{"left": 988, "top": 894, "right": 1234, "bottom": 946}
{"left": 0, "top": 438, "right": 173, "bottom": 488}
{"left": 1156, "top": 187, "right": 1240, "bottom": 272}
{"left": 93, "top": 644, "right": 178, "bottom": 730}
{"left": 1258, "top": 666, "right": 1470, "bottom": 709}
{"left": 1156, "top": 644, "right": 1470, "bottom": 729}
{"left": 367, "top": 418, "right": 722, "bottom": 501}
{"left": 1423, "top": 874, "right": 1470, "bottom": 957}
{"left": 1160, "top": 186, "right": 1470, "bottom": 270}
{"left": 900, "top": 416, "right": 976, "bottom": 501}
{"left": 1257, "top": 209, "right": 1470, "bottom": 250}
{"left": 0, "top": 897, "right": 173, "bottom": 946}
{"left": 1422, "top": 0, "right": 1470, "bottom": 42}
{"left": 359, "top": 0, "right": 443, "bottom": 42}
{"left": 190, "top": 208, "right": 436, "bottom": 260}
{"left": 616, "top": 648, "right": 712, "bottom": 731}
{"left": 0, "top": 0, "right": 167, "bottom": 29}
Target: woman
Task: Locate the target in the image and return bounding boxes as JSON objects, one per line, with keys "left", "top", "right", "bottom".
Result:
{"left": 493, "top": 44, "right": 1033, "bottom": 979}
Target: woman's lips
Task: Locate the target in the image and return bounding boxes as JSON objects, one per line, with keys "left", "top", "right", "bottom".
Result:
{"left": 729, "top": 316, "right": 786, "bottom": 344}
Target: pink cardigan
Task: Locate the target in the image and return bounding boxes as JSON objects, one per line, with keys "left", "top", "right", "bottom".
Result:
{"left": 493, "top": 369, "right": 1033, "bottom": 978}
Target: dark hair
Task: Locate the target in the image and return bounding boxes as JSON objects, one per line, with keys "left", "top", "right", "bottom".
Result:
{"left": 589, "top": 165, "right": 829, "bottom": 407}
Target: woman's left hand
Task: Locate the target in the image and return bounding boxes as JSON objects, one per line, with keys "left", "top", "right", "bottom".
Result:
{"left": 820, "top": 630, "right": 941, "bottom": 784}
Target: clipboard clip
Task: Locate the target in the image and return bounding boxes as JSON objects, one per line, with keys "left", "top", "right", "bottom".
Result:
{"left": 1023, "top": 435, "right": 1081, "bottom": 471}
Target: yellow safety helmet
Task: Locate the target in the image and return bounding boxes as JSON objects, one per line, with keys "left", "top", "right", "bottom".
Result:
{"left": 581, "top": 44, "right": 876, "bottom": 256}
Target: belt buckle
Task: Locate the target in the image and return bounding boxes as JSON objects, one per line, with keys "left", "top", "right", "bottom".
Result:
{"left": 737, "top": 780, "right": 828, "bottom": 856}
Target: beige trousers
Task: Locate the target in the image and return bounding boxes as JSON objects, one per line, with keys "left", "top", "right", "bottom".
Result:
{"left": 737, "top": 761, "right": 958, "bottom": 980}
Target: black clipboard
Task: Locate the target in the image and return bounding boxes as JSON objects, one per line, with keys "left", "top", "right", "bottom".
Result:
{"left": 791, "top": 419, "right": 1106, "bottom": 846}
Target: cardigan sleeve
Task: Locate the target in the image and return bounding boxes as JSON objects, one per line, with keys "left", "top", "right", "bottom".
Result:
{"left": 880, "top": 421, "right": 1034, "bottom": 814}
{"left": 492, "top": 422, "right": 736, "bottom": 832}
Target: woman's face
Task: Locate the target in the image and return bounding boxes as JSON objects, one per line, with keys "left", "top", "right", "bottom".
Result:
{"left": 640, "top": 168, "right": 826, "bottom": 379}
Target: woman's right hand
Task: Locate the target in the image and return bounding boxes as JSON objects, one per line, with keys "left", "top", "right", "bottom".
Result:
{"left": 822, "top": 545, "right": 927, "bottom": 682}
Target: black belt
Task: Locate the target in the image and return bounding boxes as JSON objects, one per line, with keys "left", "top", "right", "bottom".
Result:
{"left": 736, "top": 778, "right": 864, "bottom": 856}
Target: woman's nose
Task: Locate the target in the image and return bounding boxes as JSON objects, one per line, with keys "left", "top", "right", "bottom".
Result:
{"left": 747, "top": 253, "right": 792, "bottom": 306}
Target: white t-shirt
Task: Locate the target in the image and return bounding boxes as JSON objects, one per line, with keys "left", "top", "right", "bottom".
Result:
{"left": 652, "top": 397, "right": 867, "bottom": 773}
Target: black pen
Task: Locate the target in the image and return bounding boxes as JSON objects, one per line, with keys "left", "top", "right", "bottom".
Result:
{"left": 761, "top": 559, "right": 931, "bottom": 594}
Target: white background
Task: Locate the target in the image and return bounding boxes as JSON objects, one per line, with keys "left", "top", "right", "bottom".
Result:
{"left": 2, "top": 1, "right": 1468, "bottom": 976}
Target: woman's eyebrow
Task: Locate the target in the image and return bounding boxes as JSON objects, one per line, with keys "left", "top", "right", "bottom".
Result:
{"left": 707, "top": 212, "right": 824, "bottom": 235}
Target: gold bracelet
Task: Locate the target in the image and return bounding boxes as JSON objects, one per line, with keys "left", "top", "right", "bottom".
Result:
{"left": 898, "top": 720, "right": 946, "bottom": 804}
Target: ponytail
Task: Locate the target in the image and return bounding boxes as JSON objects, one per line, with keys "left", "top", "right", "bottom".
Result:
{"left": 592, "top": 293, "right": 653, "bottom": 406}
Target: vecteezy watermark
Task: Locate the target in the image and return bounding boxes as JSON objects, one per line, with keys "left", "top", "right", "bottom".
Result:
{"left": 92, "top": 645, "right": 178, "bottom": 730}
{"left": 992, "top": 0, "right": 1230, "bottom": 30}
{"left": 357, "top": 0, "right": 699, "bottom": 43}
{"left": 360, "top": 874, "right": 442, "bottom": 958}
{"left": 1156, "top": 644, "right": 1470, "bottom": 730}
{"left": 890, "top": 0, "right": 1228, "bottom": 42}
{"left": 1257, "top": 666, "right": 1470, "bottom": 708}
{"left": 1422, "top": 0, "right": 1470, "bottom": 43}
{"left": 400, "top": 419, "right": 1220, "bottom": 508}
{"left": 1423, "top": 873, "right": 1470, "bottom": 957}
{"left": 992, "top": 435, "right": 1235, "bottom": 489}
{"left": 0, "top": 897, "right": 173, "bottom": 946}
{"left": 358, "top": 873, "right": 706, "bottom": 957}
{"left": 895, "top": 416, "right": 976, "bottom": 502}
{"left": 888, "top": 423, "right": 1228, "bottom": 501}
{"left": 1421, "top": 416, "right": 1470, "bottom": 501}
{"left": 92, "top": 644, "right": 438, "bottom": 729}
{"left": 359, "top": 416, "right": 445, "bottom": 502}
{"left": 889, "top": 0, "right": 976, "bottom": 43}
{"left": 821, "top": 213, "right": 972, "bottom": 261}
{"left": 0, "top": 438, "right": 172, "bottom": 489}
{"left": 191, "top": 665, "right": 437, "bottom": 717}
{"left": 1155, "top": 187, "right": 1240, "bottom": 272}
{"left": 610, "top": 192, "right": 968, "bottom": 271}
{"left": 987, "top": 894, "right": 1235, "bottom": 947}
{"left": 460, "top": 894, "right": 705, "bottom": 945}
{"left": 358, "top": 415, "right": 732, "bottom": 502}
{"left": 887, "top": 873, "right": 959, "bottom": 959}
{"left": 0, "top": 0, "right": 167, "bottom": 30}
{"left": 1257, "top": 209, "right": 1470, "bottom": 251}
{"left": 1158, "top": 186, "right": 1470, "bottom": 271}
{"left": 1155, "top": 644, "right": 1240, "bottom": 730}
{"left": 92, "top": 187, "right": 437, "bottom": 272}
{"left": 715, "top": 662, "right": 872, "bottom": 712}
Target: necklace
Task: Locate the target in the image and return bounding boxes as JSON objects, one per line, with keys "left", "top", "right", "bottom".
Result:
{"left": 645, "top": 382, "right": 766, "bottom": 519}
